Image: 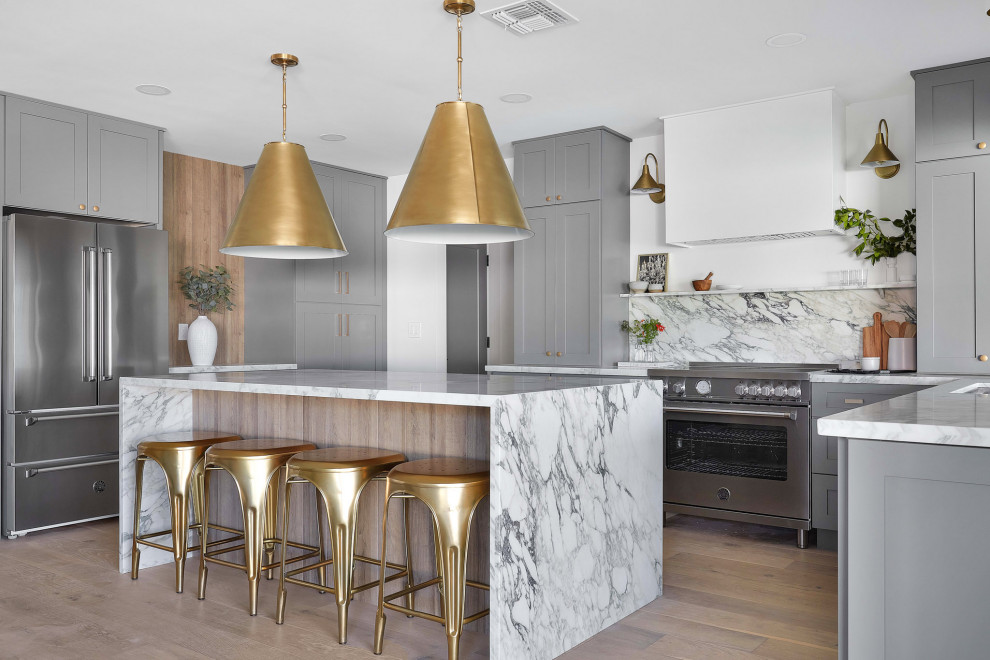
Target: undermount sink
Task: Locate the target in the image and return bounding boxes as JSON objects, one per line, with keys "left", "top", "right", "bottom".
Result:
{"left": 951, "top": 384, "right": 990, "bottom": 396}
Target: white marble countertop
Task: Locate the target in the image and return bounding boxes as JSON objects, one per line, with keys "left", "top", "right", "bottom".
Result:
{"left": 168, "top": 363, "right": 297, "bottom": 374}
{"left": 121, "top": 369, "right": 647, "bottom": 407}
{"left": 818, "top": 377, "right": 990, "bottom": 447}
{"left": 810, "top": 371, "right": 958, "bottom": 386}
{"left": 620, "top": 282, "right": 917, "bottom": 298}
{"left": 485, "top": 364, "right": 655, "bottom": 377}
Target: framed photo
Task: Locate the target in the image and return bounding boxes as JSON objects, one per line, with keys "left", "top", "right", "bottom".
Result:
{"left": 637, "top": 253, "right": 669, "bottom": 290}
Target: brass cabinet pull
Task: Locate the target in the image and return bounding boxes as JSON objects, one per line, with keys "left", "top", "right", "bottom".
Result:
{"left": 980, "top": 354, "right": 988, "bottom": 362}
{"left": 979, "top": 142, "right": 987, "bottom": 150}
{"left": 337, "top": 271, "right": 341, "bottom": 294}
{"left": 346, "top": 314, "right": 350, "bottom": 337}
{"left": 844, "top": 398, "right": 865, "bottom": 405}
{"left": 79, "top": 204, "right": 86, "bottom": 210}
{"left": 346, "top": 271, "right": 350, "bottom": 294}
{"left": 556, "top": 352, "right": 562, "bottom": 357}
{"left": 337, "top": 314, "right": 342, "bottom": 337}
{"left": 92, "top": 205, "right": 100, "bottom": 212}
{"left": 546, "top": 351, "right": 551, "bottom": 357}
{"left": 556, "top": 195, "right": 562, "bottom": 200}
{"left": 545, "top": 196, "right": 551, "bottom": 202}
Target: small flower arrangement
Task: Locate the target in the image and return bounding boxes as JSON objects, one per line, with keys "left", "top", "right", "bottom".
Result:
{"left": 620, "top": 318, "right": 666, "bottom": 345}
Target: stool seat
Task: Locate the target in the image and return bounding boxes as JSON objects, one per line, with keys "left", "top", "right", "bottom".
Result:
{"left": 388, "top": 458, "right": 489, "bottom": 487}
{"left": 138, "top": 430, "right": 241, "bottom": 452}
{"left": 207, "top": 438, "right": 316, "bottom": 458}
{"left": 289, "top": 447, "right": 407, "bottom": 472}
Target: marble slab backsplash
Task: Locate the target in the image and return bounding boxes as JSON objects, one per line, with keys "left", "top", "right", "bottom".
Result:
{"left": 629, "top": 288, "right": 916, "bottom": 364}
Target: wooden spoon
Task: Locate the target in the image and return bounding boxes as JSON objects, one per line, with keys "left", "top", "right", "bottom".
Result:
{"left": 903, "top": 323, "right": 917, "bottom": 338}
{"left": 884, "top": 320, "right": 901, "bottom": 340}
{"left": 899, "top": 321, "right": 908, "bottom": 338}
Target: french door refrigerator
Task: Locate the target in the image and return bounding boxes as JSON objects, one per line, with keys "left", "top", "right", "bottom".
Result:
{"left": 2, "top": 213, "right": 168, "bottom": 538}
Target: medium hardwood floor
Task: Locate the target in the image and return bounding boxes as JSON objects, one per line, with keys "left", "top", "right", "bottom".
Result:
{"left": 0, "top": 515, "right": 837, "bottom": 659}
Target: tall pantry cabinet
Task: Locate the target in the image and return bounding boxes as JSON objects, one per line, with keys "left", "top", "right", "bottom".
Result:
{"left": 914, "top": 58, "right": 990, "bottom": 373}
{"left": 512, "top": 127, "right": 630, "bottom": 367}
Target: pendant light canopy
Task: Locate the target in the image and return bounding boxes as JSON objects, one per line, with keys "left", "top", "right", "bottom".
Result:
{"left": 221, "top": 54, "right": 347, "bottom": 259}
{"left": 631, "top": 152, "right": 666, "bottom": 204}
{"left": 385, "top": 0, "right": 532, "bottom": 244}
{"left": 860, "top": 118, "right": 900, "bottom": 179}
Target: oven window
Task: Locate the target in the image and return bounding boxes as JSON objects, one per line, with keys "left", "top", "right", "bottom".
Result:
{"left": 665, "top": 419, "right": 787, "bottom": 481}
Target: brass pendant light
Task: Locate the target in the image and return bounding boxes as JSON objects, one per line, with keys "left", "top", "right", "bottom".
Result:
{"left": 860, "top": 119, "right": 900, "bottom": 179}
{"left": 631, "top": 153, "right": 665, "bottom": 203}
{"left": 385, "top": 0, "right": 532, "bottom": 244}
{"left": 221, "top": 54, "right": 347, "bottom": 259}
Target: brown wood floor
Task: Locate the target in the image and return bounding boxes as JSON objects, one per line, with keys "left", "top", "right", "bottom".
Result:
{"left": 0, "top": 515, "right": 837, "bottom": 659}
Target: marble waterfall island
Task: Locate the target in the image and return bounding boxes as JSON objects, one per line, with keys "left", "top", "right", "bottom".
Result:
{"left": 119, "top": 369, "right": 664, "bottom": 660}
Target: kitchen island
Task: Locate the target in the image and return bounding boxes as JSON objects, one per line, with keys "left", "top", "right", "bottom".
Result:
{"left": 118, "top": 369, "right": 664, "bottom": 660}
{"left": 819, "top": 377, "right": 990, "bottom": 660}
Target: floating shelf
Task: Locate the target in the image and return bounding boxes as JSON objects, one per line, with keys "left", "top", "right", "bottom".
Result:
{"left": 620, "top": 282, "right": 917, "bottom": 298}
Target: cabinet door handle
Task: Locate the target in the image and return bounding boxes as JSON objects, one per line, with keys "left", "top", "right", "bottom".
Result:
{"left": 79, "top": 204, "right": 86, "bottom": 211}
{"left": 556, "top": 195, "right": 562, "bottom": 201}
{"left": 980, "top": 354, "right": 988, "bottom": 362}
{"left": 546, "top": 351, "right": 551, "bottom": 357}
{"left": 345, "top": 272, "right": 349, "bottom": 294}
{"left": 337, "top": 314, "right": 341, "bottom": 337}
{"left": 92, "top": 205, "right": 100, "bottom": 212}
{"left": 556, "top": 352, "right": 562, "bottom": 357}
{"left": 337, "top": 271, "right": 341, "bottom": 294}
{"left": 844, "top": 398, "right": 864, "bottom": 405}
{"left": 546, "top": 196, "right": 551, "bottom": 202}
{"left": 346, "top": 314, "right": 350, "bottom": 337}
{"left": 979, "top": 142, "right": 987, "bottom": 150}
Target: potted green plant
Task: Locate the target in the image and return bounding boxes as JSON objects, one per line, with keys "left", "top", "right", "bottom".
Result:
{"left": 834, "top": 202, "right": 917, "bottom": 281}
{"left": 178, "top": 265, "right": 235, "bottom": 366}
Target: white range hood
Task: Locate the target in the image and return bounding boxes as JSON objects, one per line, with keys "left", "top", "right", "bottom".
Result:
{"left": 662, "top": 89, "right": 845, "bottom": 246}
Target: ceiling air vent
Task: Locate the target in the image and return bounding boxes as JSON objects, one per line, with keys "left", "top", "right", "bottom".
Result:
{"left": 480, "top": 1, "right": 578, "bottom": 35}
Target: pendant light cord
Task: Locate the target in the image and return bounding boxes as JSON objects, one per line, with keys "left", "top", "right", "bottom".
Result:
{"left": 282, "top": 63, "right": 288, "bottom": 142}
{"left": 457, "top": 14, "right": 463, "bottom": 101}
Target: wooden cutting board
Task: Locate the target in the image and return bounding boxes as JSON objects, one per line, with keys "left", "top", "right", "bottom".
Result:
{"left": 863, "top": 327, "right": 879, "bottom": 358}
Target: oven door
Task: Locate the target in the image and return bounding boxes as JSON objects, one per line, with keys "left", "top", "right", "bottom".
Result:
{"left": 663, "top": 401, "right": 810, "bottom": 522}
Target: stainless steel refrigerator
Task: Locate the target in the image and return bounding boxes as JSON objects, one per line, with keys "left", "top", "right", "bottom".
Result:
{"left": 1, "top": 213, "right": 168, "bottom": 538}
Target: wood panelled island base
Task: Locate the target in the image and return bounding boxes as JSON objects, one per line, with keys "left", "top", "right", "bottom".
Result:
{"left": 117, "top": 370, "right": 663, "bottom": 660}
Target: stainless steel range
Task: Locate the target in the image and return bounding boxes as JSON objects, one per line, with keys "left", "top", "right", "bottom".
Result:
{"left": 649, "top": 362, "right": 836, "bottom": 548}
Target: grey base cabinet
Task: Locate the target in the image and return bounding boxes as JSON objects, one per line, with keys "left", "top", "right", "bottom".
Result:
{"left": 4, "top": 95, "right": 163, "bottom": 224}
{"left": 843, "top": 438, "right": 990, "bottom": 660}
{"left": 512, "top": 127, "right": 630, "bottom": 368}
{"left": 296, "top": 302, "right": 385, "bottom": 371}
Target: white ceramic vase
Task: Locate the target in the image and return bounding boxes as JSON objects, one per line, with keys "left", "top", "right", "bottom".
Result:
{"left": 896, "top": 252, "right": 917, "bottom": 282}
{"left": 187, "top": 315, "right": 217, "bottom": 366}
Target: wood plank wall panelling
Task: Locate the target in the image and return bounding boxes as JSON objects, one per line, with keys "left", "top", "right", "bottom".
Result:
{"left": 163, "top": 152, "right": 245, "bottom": 367}
{"left": 193, "top": 392, "right": 491, "bottom": 630}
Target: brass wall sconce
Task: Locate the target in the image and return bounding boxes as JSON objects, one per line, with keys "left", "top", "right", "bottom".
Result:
{"left": 860, "top": 119, "right": 900, "bottom": 179}
{"left": 631, "top": 153, "right": 665, "bottom": 203}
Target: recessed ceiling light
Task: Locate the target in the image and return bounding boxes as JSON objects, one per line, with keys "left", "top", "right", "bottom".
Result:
{"left": 319, "top": 133, "right": 347, "bottom": 142}
{"left": 500, "top": 93, "right": 533, "bottom": 104}
{"left": 135, "top": 84, "right": 171, "bottom": 96}
{"left": 765, "top": 32, "right": 807, "bottom": 48}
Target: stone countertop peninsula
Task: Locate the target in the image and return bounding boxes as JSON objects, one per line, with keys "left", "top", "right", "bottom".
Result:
{"left": 810, "top": 371, "right": 957, "bottom": 386}
{"left": 818, "top": 377, "right": 990, "bottom": 447}
{"left": 118, "top": 369, "right": 664, "bottom": 660}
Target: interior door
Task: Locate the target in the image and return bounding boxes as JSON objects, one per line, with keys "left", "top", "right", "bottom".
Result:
{"left": 445, "top": 245, "right": 487, "bottom": 374}
{"left": 96, "top": 224, "right": 169, "bottom": 405}
{"left": 5, "top": 214, "right": 98, "bottom": 411}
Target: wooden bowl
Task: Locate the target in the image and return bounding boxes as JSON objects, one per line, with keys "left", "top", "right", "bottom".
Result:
{"left": 692, "top": 279, "right": 712, "bottom": 291}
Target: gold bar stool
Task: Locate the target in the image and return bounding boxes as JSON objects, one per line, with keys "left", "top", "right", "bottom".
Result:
{"left": 373, "top": 458, "right": 490, "bottom": 660}
{"left": 275, "top": 447, "right": 415, "bottom": 644}
{"left": 197, "top": 438, "right": 319, "bottom": 615}
{"left": 131, "top": 431, "right": 243, "bottom": 593}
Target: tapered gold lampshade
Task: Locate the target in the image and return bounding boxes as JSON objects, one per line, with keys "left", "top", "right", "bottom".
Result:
{"left": 861, "top": 118, "right": 900, "bottom": 179}
{"left": 632, "top": 165, "right": 664, "bottom": 194}
{"left": 385, "top": 101, "right": 532, "bottom": 244}
{"left": 221, "top": 141, "right": 347, "bottom": 258}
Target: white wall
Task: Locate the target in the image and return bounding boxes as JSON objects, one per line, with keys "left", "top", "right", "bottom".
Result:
{"left": 385, "top": 172, "right": 448, "bottom": 372}
{"left": 629, "top": 94, "right": 916, "bottom": 291}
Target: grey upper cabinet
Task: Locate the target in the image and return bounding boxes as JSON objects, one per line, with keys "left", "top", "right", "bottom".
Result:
{"left": 554, "top": 202, "right": 602, "bottom": 366}
{"left": 3, "top": 95, "right": 163, "bottom": 224}
{"left": 914, "top": 60, "right": 990, "bottom": 162}
{"left": 512, "top": 128, "right": 629, "bottom": 368}
{"left": 512, "top": 129, "right": 602, "bottom": 206}
{"left": 916, "top": 155, "right": 990, "bottom": 373}
{"left": 554, "top": 130, "right": 601, "bottom": 204}
{"left": 5, "top": 97, "right": 88, "bottom": 215}
{"left": 514, "top": 137, "right": 555, "bottom": 207}
{"left": 88, "top": 115, "right": 161, "bottom": 224}
{"left": 513, "top": 207, "right": 555, "bottom": 365}
{"left": 335, "top": 170, "right": 386, "bottom": 306}
{"left": 295, "top": 167, "right": 339, "bottom": 303}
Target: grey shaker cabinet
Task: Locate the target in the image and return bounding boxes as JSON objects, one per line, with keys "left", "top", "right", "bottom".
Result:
{"left": 916, "top": 155, "right": 990, "bottom": 373}
{"left": 0, "top": 96, "right": 5, "bottom": 206}
{"left": 554, "top": 201, "right": 602, "bottom": 366}
{"left": 513, "top": 207, "right": 555, "bottom": 365}
{"left": 914, "top": 60, "right": 990, "bottom": 162}
{"left": 5, "top": 97, "right": 88, "bottom": 215}
{"left": 88, "top": 115, "right": 161, "bottom": 224}
{"left": 512, "top": 130, "right": 602, "bottom": 207}
{"left": 294, "top": 302, "right": 385, "bottom": 371}
{"left": 295, "top": 166, "right": 340, "bottom": 303}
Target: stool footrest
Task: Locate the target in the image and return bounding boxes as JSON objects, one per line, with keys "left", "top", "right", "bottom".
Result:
{"left": 204, "top": 538, "right": 320, "bottom": 574}
{"left": 382, "top": 577, "right": 490, "bottom": 625}
{"left": 135, "top": 523, "right": 244, "bottom": 555}
{"left": 284, "top": 557, "right": 409, "bottom": 596}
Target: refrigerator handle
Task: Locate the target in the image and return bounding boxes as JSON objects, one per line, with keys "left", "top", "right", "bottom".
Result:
{"left": 100, "top": 248, "right": 113, "bottom": 381}
{"left": 83, "top": 247, "right": 98, "bottom": 382}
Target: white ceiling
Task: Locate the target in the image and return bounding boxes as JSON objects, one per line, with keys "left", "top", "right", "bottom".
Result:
{"left": 1, "top": 0, "right": 986, "bottom": 176}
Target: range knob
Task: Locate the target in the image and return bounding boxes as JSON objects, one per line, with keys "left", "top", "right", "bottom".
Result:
{"left": 773, "top": 384, "right": 787, "bottom": 398}
{"left": 671, "top": 381, "right": 686, "bottom": 395}
{"left": 787, "top": 384, "right": 802, "bottom": 398}
{"left": 759, "top": 384, "right": 773, "bottom": 397}
{"left": 695, "top": 380, "right": 712, "bottom": 395}
{"left": 734, "top": 382, "right": 747, "bottom": 396}
{"left": 746, "top": 383, "right": 761, "bottom": 396}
